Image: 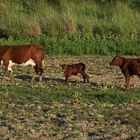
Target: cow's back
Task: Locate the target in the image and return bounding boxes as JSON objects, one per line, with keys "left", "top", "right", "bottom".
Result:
{"left": 7, "top": 44, "right": 44, "bottom": 63}
{"left": 127, "top": 59, "right": 140, "bottom": 75}
{"left": 67, "top": 63, "right": 85, "bottom": 75}
{"left": 120, "top": 58, "right": 140, "bottom": 75}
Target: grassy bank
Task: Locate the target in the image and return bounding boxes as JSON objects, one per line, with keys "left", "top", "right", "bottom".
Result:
{"left": 1, "top": 0, "right": 140, "bottom": 37}
{"left": 0, "top": 0, "right": 140, "bottom": 55}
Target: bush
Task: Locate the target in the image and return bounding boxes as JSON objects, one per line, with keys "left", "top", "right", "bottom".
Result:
{"left": 0, "top": 32, "right": 140, "bottom": 56}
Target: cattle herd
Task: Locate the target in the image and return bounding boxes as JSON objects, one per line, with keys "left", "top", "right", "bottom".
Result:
{"left": 0, "top": 44, "right": 140, "bottom": 90}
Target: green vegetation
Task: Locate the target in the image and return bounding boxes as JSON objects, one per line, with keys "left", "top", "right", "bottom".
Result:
{"left": 0, "top": 0, "right": 140, "bottom": 55}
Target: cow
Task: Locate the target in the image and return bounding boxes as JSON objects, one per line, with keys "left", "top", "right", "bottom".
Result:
{"left": 110, "top": 55, "right": 140, "bottom": 90}
{"left": 0, "top": 44, "right": 44, "bottom": 82}
{"left": 60, "top": 62, "right": 89, "bottom": 84}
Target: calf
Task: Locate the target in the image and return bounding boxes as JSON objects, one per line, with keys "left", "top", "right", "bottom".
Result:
{"left": 60, "top": 62, "right": 89, "bottom": 84}
{"left": 0, "top": 44, "right": 44, "bottom": 82}
{"left": 110, "top": 55, "right": 140, "bottom": 90}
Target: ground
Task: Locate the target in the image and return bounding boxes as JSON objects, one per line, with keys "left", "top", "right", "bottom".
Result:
{"left": 0, "top": 56, "right": 140, "bottom": 140}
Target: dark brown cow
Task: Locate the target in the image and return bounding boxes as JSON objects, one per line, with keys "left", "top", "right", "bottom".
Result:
{"left": 110, "top": 55, "right": 140, "bottom": 90}
{"left": 60, "top": 62, "right": 89, "bottom": 84}
{"left": 0, "top": 44, "right": 44, "bottom": 82}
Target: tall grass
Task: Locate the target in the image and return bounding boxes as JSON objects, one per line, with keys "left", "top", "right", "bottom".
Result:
{"left": 0, "top": 0, "right": 140, "bottom": 55}
{"left": 1, "top": 0, "right": 140, "bottom": 37}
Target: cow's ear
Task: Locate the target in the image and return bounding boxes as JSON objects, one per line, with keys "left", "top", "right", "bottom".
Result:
{"left": 59, "top": 64, "right": 62, "bottom": 67}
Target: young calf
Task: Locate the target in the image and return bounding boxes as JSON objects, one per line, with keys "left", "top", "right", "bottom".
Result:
{"left": 110, "top": 55, "right": 140, "bottom": 90}
{"left": 60, "top": 63, "right": 89, "bottom": 84}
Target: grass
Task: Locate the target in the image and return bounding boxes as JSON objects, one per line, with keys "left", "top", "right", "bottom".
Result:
{"left": 1, "top": 81, "right": 140, "bottom": 139}
{"left": 1, "top": 81, "right": 140, "bottom": 104}
{"left": 0, "top": 56, "right": 140, "bottom": 139}
{"left": 1, "top": 0, "right": 140, "bottom": 37}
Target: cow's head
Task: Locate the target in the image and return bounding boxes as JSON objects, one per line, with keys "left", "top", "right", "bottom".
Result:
{"left": 60, "top": 64, "right": 67, "bottom": 71}
{"left": 110, "top": 55, "right": 123, "bottom": 66}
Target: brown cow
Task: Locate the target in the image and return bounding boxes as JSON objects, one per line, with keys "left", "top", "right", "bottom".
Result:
{"left": 110, "top": 55, "right": 140, "bottom": 90}
{"left": 60, "top": 62, "right": 89, "bottom": 84}
{"left": 0, "top": 44, "right": 44, "bottom": 82}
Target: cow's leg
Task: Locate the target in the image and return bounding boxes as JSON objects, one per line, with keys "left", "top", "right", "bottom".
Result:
{"left": 38, "top": 67, "right": 44, "bottom": 82}
{"left": 31, "top": 74, "right": 43, "bottom": 82}
{"left": 64, "top": 75, "right": 69, "bottom": 84}
{"left": 2, "top": 69, "right": 13, "bottom": 82}
{"left": 2, "top": 60, "right": 9, "bottom": 82}
{"left": 32, "top": 61, "right": 44, "bottom": 82}
{"left": 31, "top": 65, "right": 37, "bottom": 82}
{"left": 9, "top": 71, "right": 14, "bottom": 82}
{"left": 124, "top": 74, "right": 130, "bottom": 90}
{"left": 81, "top": 71, "right": 89, "bottom": 83}
{"left": 85, "top": 74, "right": 90, "bottom": 83}
{"left": 83, "top": 72, "right": 89, "bottom": 83}
{"left": 82, "top": 75, "right": 86, "bottom": 83}
{"left": 80, "top": 71, "right": 85, "bottom": 83}
{"left": 31, "top": 61, "right": 40, "bottom": 82}
{"left": 32, "top": 67, "right": 43, "bottom": 82}
{"left": 36, "top": 70, "right": 43, "bottom": 82}
{"left": 7, "top": 62, "right": 15, "bottom": 82}
{"left": 83, "top": 75, "right": 86, "bottom": 83}
{"left": 39, "top": 73, "right": 43, "bottom": 82}
{"left": 31, "top": 73, "right": 36, "bottom": 82}
{"left": 2, "top": 69, "right": 8, "bottom": 82}
{"left": 138, "top": 75, "right": 140, "bottom": 79}
{"left": 38, "top": 61, "right": 44, "bottom": 82}
{"left": 2, "top": 59, "right": 15, "bottom": 82}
